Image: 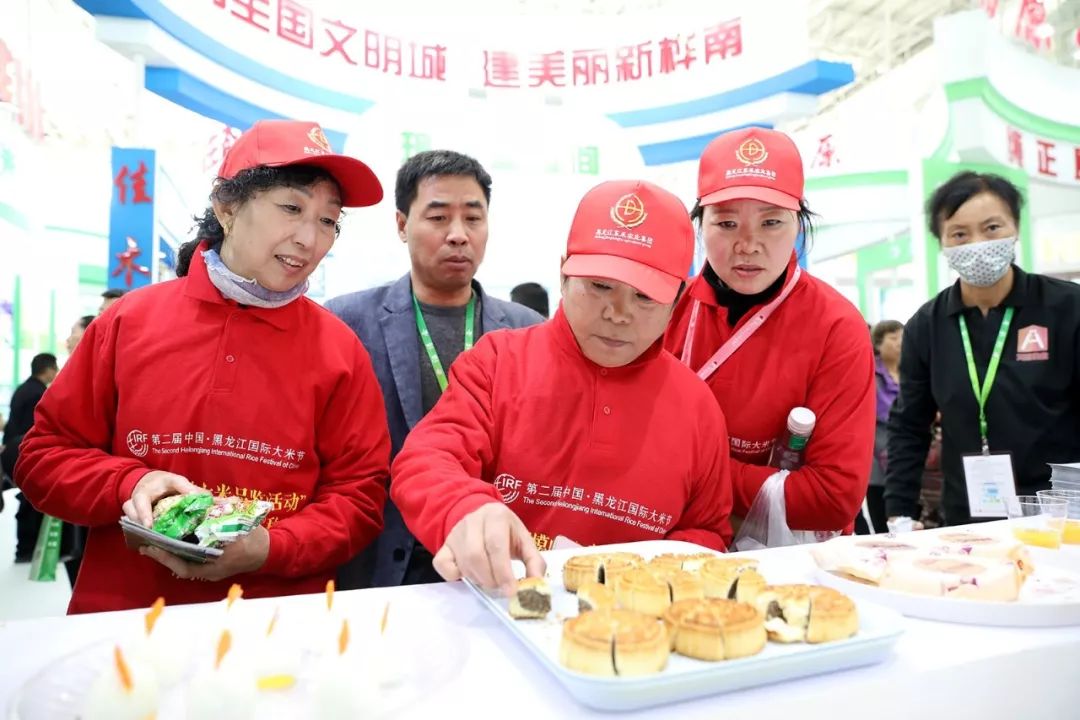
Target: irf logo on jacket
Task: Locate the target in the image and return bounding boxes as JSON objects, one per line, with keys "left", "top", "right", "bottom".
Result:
{"left": 1017, "top": 325, "right": 1049, "bottom": 362}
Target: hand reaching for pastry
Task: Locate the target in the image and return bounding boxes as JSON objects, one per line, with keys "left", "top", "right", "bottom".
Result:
{"left": 433, "top": 503, "right": 547, "bottom": 597}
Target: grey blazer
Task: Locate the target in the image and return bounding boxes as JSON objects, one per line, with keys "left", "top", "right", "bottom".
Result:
{"left": 325, "top": 272, "right": 544, "bottom": 588}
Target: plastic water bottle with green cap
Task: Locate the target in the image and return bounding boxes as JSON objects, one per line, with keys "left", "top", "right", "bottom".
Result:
{"left": 768, "top": 407, "right": 816, "bottom": 471}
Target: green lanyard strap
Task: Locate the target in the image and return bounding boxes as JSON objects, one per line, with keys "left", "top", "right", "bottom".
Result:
{"left": 413, "top": 293, "right": 475, "bottom": 393}
{"left": 958, "top": 306, "right": 1014, "bottom": 455}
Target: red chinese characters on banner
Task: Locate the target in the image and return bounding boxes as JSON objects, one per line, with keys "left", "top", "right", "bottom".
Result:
{"left": 811, "top": 134, "right": 838, "bottom": 168}
{"left": 1015, "top": 0, "right": 1052, "bottom": 51}
{"left": 704, "top": 18, "right": 743, "bottom": 63}
{"left": 204, "top": 125, "right": 240, "bottom": 173}
{"left": 483, "top": 51, "right": 520, "bottom": 88}
{"left": 277, "top": 0, "right": 313, "bottom": 48}
{"left": 615, "top": 41, "right": 654, "bottom": 82}
{"left": 321, "top": 18, "right": 359, "bottom": 65}
{"left": 367, "top": 31, "right": 401, "bottom": 74}
{"left": 483, "top": 18, "right": 740, "bottom": 89}
{"left": 212, "top": 1, "right": 447, "bottom": 82}
{"left": 1007, "top": 127, "right": 1024, "bottom": 166}
{"left": 208, "top": 4, "right": 742, "bottom": 88}
{"left": 572, "top": 49, "right": 610, "bottom": 86}
{"left": 1036, "top": 139, "right": 1056, "bottom": 177}
{"left": 0, "top": 40, "right": 12, "bottom": 102}
{"left": 410, "top": 43, "right": 447, "bottom": 81}
{"left": 0, "top": 38, "right": 44, "bottom": 141}
{"left": 1004, "top": 128, "right": 1080, "bottom": 182}
{"left": 529, "top": 51, "right": 567, "bottom": 87}
{"left": 658, "top": 34, "right": 696, "bottom": 74}
{"left": 113, "top": 162, "right": 154, "bottom": 205}
{"left": 226, "top": 0, "right": 271, "bottom": 32}
{"left": 113, "top": 237, "right": 152, "bottom": 287}
{"left": 363, "top": 33, "right": 447, "bottom": 79}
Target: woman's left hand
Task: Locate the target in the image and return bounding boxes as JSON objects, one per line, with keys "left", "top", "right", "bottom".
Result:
{"left": 140, "top": 526, "right": 270, "bottom": 582}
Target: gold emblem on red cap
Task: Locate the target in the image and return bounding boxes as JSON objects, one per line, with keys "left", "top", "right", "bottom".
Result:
{"left": 735, "top": 137, "right": 768, "bottom": 166}
{"left": 307, "top": 126, "right": 332, "bottom": 153}
{"left": 610, "top": 193, "right": 647, "bottom": 229}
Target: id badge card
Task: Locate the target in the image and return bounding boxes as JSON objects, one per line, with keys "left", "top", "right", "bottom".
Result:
{"left": 963, "top": 453, "right": 1017, "bottom": 518}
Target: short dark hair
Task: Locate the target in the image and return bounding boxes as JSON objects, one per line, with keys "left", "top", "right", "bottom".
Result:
{"left": 77, "top": 315, "right": 95, "bottom": 331}
{"left": 31, "top": 353, "right": 58, "bottom": 376}
{"left": 510, "top": 282, "right": 550, "bottom": 318}
{"left": 871, "top": 320, "right": 904, "bottom": 349}
{"left": 926, "top": 171, "right": 1023, "bottom": 241}
{"left": 395, "top": 150, "right": 492, "bottom": 216}
{"left": 690, "top": 198, "right": 818, "bottom": 257}
{"left": 101, "top": 288, "right": 126, "bottom": 300}
{"left": 178, "top": 164, "right": 342, "bottom": 277}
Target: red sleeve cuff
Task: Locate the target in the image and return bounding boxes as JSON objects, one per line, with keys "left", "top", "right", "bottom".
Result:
{"left": 116, "top": 466, "right": 153, "bottom": 510}
{"left": 732, "top": 460, "right": 774, "bottom": 515}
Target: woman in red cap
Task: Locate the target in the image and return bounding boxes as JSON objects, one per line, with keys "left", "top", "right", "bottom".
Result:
{"left": 16, "top": 120, "right": 392, "bottom": 613}
{"left": 391, "top": 179, "right": 733, "bottom": 595}
{"left": 665, "top": 128, "right": 875, "bottom": 545}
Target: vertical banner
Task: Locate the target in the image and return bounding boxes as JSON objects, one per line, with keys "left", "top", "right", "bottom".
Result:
{"left": 108, "top": 147, "right": 157, "bottom": 291}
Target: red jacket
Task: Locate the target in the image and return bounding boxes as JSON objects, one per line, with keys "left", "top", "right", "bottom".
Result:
{"left": 664, "top": 256, "right": 874, "bottom": 532}
{"left": 391, "top": 308, "right": 733, "bottom": 554}
{"left": 16, "top": 248, "right": 390, "bottom": 613}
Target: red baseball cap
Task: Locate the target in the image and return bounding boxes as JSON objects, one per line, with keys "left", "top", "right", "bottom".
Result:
{"left": 562, "top": 180, "right": 693, "bottom": 304}
{"left": 697, "top": 127, "right": 804, "bottom": 211}
{"left": 219, "top": 120, "right": 383, "bottom": 208}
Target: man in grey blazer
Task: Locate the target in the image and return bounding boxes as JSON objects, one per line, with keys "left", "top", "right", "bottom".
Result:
{"left": 327, "top": 150, "right": 543, "bottom": 588}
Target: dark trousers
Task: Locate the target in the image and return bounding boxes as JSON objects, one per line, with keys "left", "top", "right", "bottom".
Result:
{"left": 14, "top": 493, "right": 85, "bottom": 586}
{"left": 14, "top": 492, "right": 42, "bottom": 560}
{"left": 855, "top": 486, "right": 888, "bottom": 535}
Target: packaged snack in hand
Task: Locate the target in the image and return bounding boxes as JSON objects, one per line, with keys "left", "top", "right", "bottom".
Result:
{"left": 195, "top": 499, "right": 275, "bottom": 548}
{"left": 151, "top": 493, "right": 215, "bottom": 540}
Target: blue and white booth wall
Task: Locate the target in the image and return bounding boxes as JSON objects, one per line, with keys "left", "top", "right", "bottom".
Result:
{"left": 789, "top": 10, "right": 1080, "bottom": 326}
{"left": 74, "top": 0, "right": 853, "bottom": 300}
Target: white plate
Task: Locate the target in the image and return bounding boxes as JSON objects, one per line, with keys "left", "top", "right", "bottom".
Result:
{"left": 6, "top": 594, "right": 467, "bottom": 720}
{"left": 466, "top": 540, "right": 905, "bottom": 712}
{"left": 814, "top": 564, "right": 1080, "bottom": 627}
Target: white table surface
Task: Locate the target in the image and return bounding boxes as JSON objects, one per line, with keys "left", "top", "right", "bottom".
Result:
{"left": 3, "top": 525, "right": 1080, "bottom": 720}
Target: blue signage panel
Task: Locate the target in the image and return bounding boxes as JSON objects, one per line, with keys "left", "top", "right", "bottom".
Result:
{"left": 108, "top": 147, "right": 156, "bottom": 291}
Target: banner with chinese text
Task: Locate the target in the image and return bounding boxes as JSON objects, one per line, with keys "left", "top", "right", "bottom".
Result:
{"left": 138, "top": 1, "right": 812, "bottom": 109}
{"left": 108, "top": 147, "right": 157, "bottom": 292}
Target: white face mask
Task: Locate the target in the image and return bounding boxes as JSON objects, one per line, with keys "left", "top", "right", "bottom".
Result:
{"left": 942, "top": 236, "right": 1016, "bottom": 288}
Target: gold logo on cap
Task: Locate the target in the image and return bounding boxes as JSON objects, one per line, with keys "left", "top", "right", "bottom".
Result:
{"left": 308, "top": 126, "right": 332, "bottom": 153}
{"left": 610, "top": 193, "right": 647, "bottom": 229}
{"left": 735, "top": 138, "right": 768, "bottom": 166}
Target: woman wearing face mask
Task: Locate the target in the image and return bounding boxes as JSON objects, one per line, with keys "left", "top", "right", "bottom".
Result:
{"left": 884, "top": 171, "right": 1080, "bottom": 528}
{"left": 15, "top": 120, "right": 392, "bottom": 613}
{"left": 665, "top": 128, "right": 876, "bottom": 545}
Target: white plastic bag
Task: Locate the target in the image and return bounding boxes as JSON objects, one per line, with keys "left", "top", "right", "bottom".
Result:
{"left": 732, "top": 470, "right": 840, "bottom": 551}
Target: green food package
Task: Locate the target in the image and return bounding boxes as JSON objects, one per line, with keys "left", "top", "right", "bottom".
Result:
{"left": 195, "top": 498, "right": 275, "bottom": 548}
{"left": 151, "top": 493, "right": 214, "bottom": 539}
{"left": 28, "top": 515, "right": 63, "bottom": 582}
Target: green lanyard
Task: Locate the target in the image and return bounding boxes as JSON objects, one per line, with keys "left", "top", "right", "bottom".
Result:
{"left": 958, "top": 306, "right": 1014, "bottom": 455}
{"left": 412, "top": 293, "right": 475, "bottom": 393}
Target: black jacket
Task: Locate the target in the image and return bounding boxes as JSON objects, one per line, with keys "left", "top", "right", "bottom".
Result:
{"left": 884, "top": 266, "right": 1080, "bottom": 525}
{"left": 1, "top": 376, "right": 47, "bottom": 479}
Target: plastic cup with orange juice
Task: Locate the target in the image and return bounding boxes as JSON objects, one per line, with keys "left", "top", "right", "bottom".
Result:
{"left": 1037, "top": 489, "right": 1080, "bottom": 545}
{"left": 1007, "top": 495, "right": 1068, "bottom": 549}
